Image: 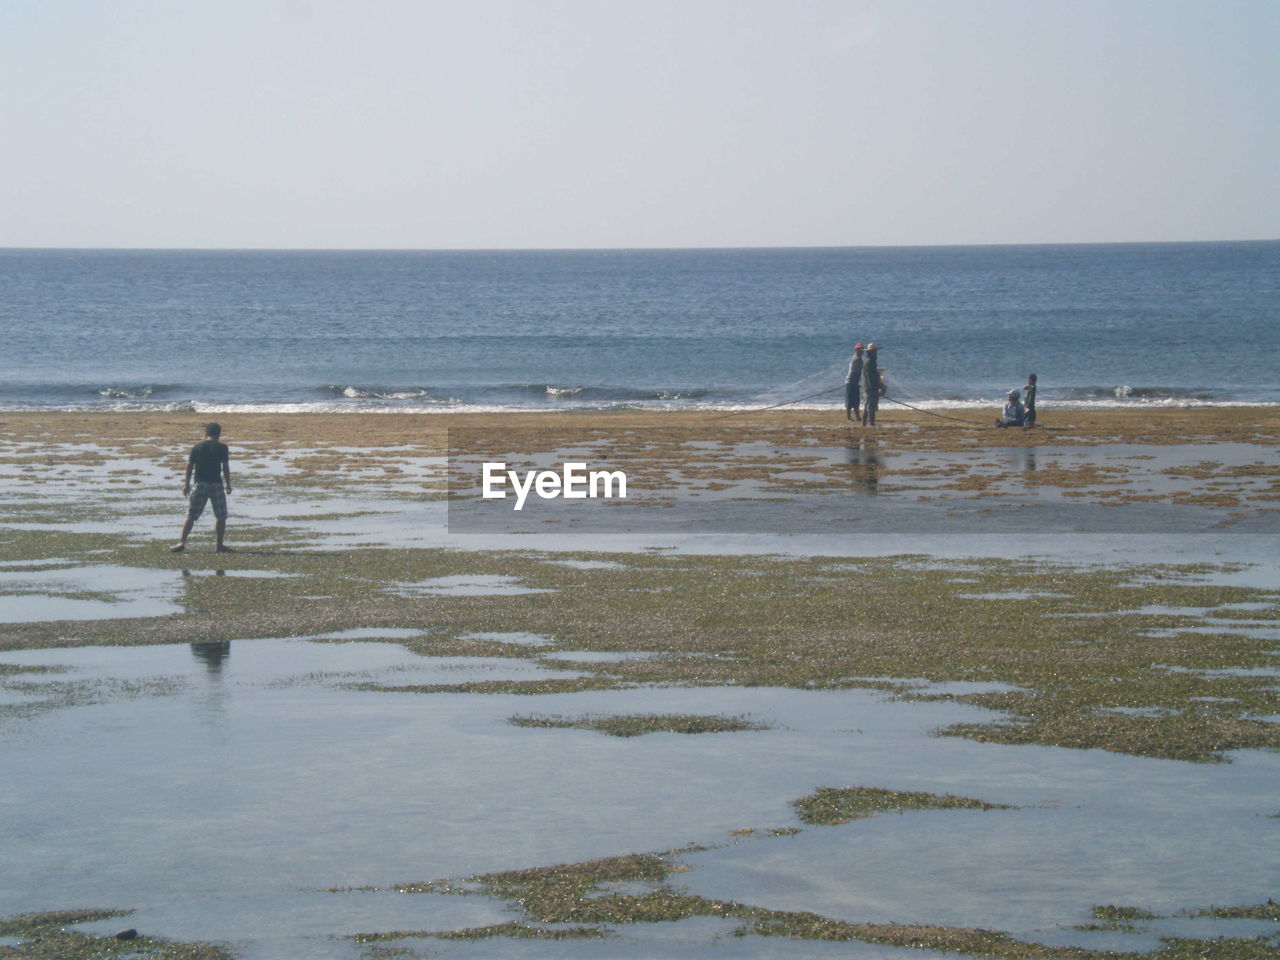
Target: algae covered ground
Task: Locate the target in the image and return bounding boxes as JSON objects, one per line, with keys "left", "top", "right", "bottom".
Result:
{"left": 1, "top": 410, "right": 1278, "bottom": 959}
{"left": 347, "top": 852, "right": 1280, "bottom": 960}
{"left": 4, "top": 531, "right": 1276, "bottom": 764}
{"left": 0, "top": 909, "right": 231, "bottom": 959}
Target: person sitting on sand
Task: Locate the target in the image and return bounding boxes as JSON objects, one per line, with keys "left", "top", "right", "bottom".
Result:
{"left": 1022, "top": 373, "right": 1037, "bottom": 428}
{"left": 172, "top": 422, "right": 232, "bottom": 553}
{"left": 995, "top": 389, "right": 1025, "bottom": 428}
{"left": 844, "top": 343, "right": 865, "bottom": 421}
{"left": 860, "top": 343, "right": 882, "bottom": 426}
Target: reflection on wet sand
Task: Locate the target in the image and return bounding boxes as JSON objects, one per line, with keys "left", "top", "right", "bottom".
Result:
{"left": 844, "top": 439, "right": 881, "bottom": 495}
{"left": 190, "top": 641, "right": 231, "bottom": 674}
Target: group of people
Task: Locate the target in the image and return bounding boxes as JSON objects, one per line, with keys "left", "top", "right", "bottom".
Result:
{"left": 172, "top": 362, "right": 1041, "bottom": 552}
{"left": 995, "top": 374, "right": 1037, "bottom": 428}
{"left": 843, "top": 342, "right": 886, "bottom": 426}
{"left": 843, "top": 341, "right": 1038, "bottom": 430}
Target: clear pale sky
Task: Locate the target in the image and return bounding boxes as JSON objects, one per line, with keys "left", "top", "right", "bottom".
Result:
{"left": 2, "top": 0, "right": 1276, "bottom": 249}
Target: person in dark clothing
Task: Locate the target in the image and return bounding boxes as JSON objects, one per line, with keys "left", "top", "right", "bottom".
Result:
{"left": 844, "top": 343, "right": 865, "bottom": 421}
{"left": 860, "top": 343, "right": 882, "bottom": 426}
{"left": 995, "top": 389, "right": 1025, "bottom": 428}
{"left": 1022, "top": 373, "right": 1037, "bottom": 428}
{"left": 172, "top": 422, "right": 232, "bottom": 552}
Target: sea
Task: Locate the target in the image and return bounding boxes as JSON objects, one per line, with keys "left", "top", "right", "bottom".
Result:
{"left": 1, "top": 241, "right": 1276, "bottom": 413}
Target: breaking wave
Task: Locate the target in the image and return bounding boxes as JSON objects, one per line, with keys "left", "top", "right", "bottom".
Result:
{"left": 321, "top": 385, "right": 459, "bottom": 403}
{"left": 1069, "top": 385, "right": 1218, "bottom": 401}
{"left": 95, "top": 384, "right": 184, "bottom": 400}
{"left": 508, "top": 384, "right": 715, "bottom": 402}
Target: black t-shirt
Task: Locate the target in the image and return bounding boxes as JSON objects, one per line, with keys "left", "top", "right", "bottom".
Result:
{"left": 189, "top": 440, "right": 229, "bottom": 484}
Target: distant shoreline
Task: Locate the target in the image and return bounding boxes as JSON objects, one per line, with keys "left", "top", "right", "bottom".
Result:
{"left": 3, "top": 238, "right": 1278, "bottom": 253}
{"left": 3, "top": 398, "right": 1278, "bottom": 417}
{"left": 4, "top": 405, "right": 1277, "bottom": 451}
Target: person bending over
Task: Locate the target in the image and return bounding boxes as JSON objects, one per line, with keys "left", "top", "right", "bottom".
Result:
{"left": 172, "top": 422, "right": 232, "bottom": 552}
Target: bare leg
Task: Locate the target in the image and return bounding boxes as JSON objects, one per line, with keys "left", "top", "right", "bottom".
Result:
{"left": 215, "top": 517, "right": 231, "bottom": 552}
{"left": 172, "top": 516, "right": 194, "bottom": 552}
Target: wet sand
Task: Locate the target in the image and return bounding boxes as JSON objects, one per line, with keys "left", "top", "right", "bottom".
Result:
{"left": 3, "top": 405, "right": 1280, "bottom": 450}
{"left": 1, "top": 407, "right": 1279, "bottom": 958}
{"left": 3, "top": 408, "right": 1277, "bottom": 533}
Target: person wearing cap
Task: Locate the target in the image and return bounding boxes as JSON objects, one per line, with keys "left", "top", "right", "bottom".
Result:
{"left": 860, "top": 343, "right": 882, "bottom": 426}
{"left": 844, "top": 343, "right": 865, "bottom": 421}
{"left": 172, "top": 422, "right": 233, "bottom": 552}
{"left": 995, "top": 389, "right": 1025, "bottom": 428}
{"left": 1022, "top": 374, "right": 1037, "bottom": 428}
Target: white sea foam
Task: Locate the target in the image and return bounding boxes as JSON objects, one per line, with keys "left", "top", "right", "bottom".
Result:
{"left": 3, "top": 395, "right": 1277, "bottom": 416}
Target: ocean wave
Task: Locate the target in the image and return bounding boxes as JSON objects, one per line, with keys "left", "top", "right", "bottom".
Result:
{"left": 1066, "top": 385, "right": 1218, "bottom": 401}
{"left": 99, "top": 386, "right": 153, "bottom": 400}
{"left": 321, "top": 384, "right": 459, "bottom": 403}
{"left": 544, "top": 385, "right": 583, "bottom": 398}
{"left": 3, "top": 395, "right": 1277, "bottom": 415}
{"left": 1, "top": 378, "right": 1275, "bottom": 415}
{"left": 0, "top": 399, "right": 201, "bottom": 413}
{"left": 0, "top": 382, "right": 184, "bottom": 401}
{"left": 504, "top": 383, "right": 715, "bottom": 402}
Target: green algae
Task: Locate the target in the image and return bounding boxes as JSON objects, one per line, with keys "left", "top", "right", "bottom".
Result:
{"left": 354, "top": 677, "right": 623, "bottom": 696}
{"left": 508, "top": 712, "right": 769, "bottom": 737}
{"left": 1075, "top": 904, "right": 1164, "bottom": 931}
{"left": 1153, "top": 937, "right": 1280, "bottom": 960}
{"left": 2, "top": 525, "right": 1278, "bottom": 762}
{"left": 792, "top": 786, "right": 1013, "bottom": 825}
{"left": 0, "top": 663, "right": 64, "bottom": 677}
{"left": 0, "top": 909, "right": 232, "bottom": 960}
{"left": 376, "top": 852, "right": 1280, "bottom": 960}
{"left": 1195, "top": 902, "right": 1280, "bottom": 922}
{"left": 1092, "top": 905, "right": 1161, "bottom": 922}
{"left": 352, "top": 922, "right": 607, "bottom": 943}
{"left": 0, "top": 675, "right": 189, "bottom": 726}
{"left": 0, "top": 910, "right": 130, "bottom": 937}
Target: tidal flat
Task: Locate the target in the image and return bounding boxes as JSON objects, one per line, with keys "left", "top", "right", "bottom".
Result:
{"left": 0, "top": 411, "right": 1277, "bottom": 959}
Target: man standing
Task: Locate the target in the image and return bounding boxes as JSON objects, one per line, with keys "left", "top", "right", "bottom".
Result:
{"left": 172, "top": 422, "right": 232, "bottom": 553}
{"left": 860, "top": 343, "right": 881, "bottom": 426}
{"left": 844, "top": 343, "right": 864, "bottom": 421}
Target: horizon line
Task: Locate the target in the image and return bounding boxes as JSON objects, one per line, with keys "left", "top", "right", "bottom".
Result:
{"left": 2, "top": 237, "right": 1278, "bottom": 254}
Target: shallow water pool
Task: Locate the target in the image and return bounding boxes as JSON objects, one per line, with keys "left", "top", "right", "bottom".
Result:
{"left": 1, "top": 637, "right": 1277, "bottom": 957}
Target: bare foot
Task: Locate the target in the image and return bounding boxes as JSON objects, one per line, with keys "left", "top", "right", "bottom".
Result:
{"left": 170, "top": 543, "right": 185, "bottom": 553}
{"left": 216, "top": 545, "right": 235, "bottom": 553}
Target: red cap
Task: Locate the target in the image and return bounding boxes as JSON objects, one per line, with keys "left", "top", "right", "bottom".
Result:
{"left": 854, "top": 343, "right": 864, "bottom": 350}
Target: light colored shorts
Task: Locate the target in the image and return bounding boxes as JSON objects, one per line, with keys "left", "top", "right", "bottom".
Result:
{"left": 187, "top": 481, "right": 228, "bottom": 522}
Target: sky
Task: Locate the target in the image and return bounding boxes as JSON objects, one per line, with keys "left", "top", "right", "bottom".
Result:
{"left": 1, "top": 0, "right": 1277, "bottom": 249}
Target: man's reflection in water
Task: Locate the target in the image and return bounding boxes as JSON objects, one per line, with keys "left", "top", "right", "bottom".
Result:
{"left": 1014, "top": 449, "right": 1038, "bottom": 473}
{"left": 845, "top": 439, "right": 882, "bottom": 495}
{"left": 190, "top": 641, "right": 231, "bottom": 674}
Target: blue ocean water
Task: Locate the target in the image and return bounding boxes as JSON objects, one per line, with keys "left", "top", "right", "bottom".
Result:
{"left": 0, "top": 242, "right": 1276, "bottom": 412}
